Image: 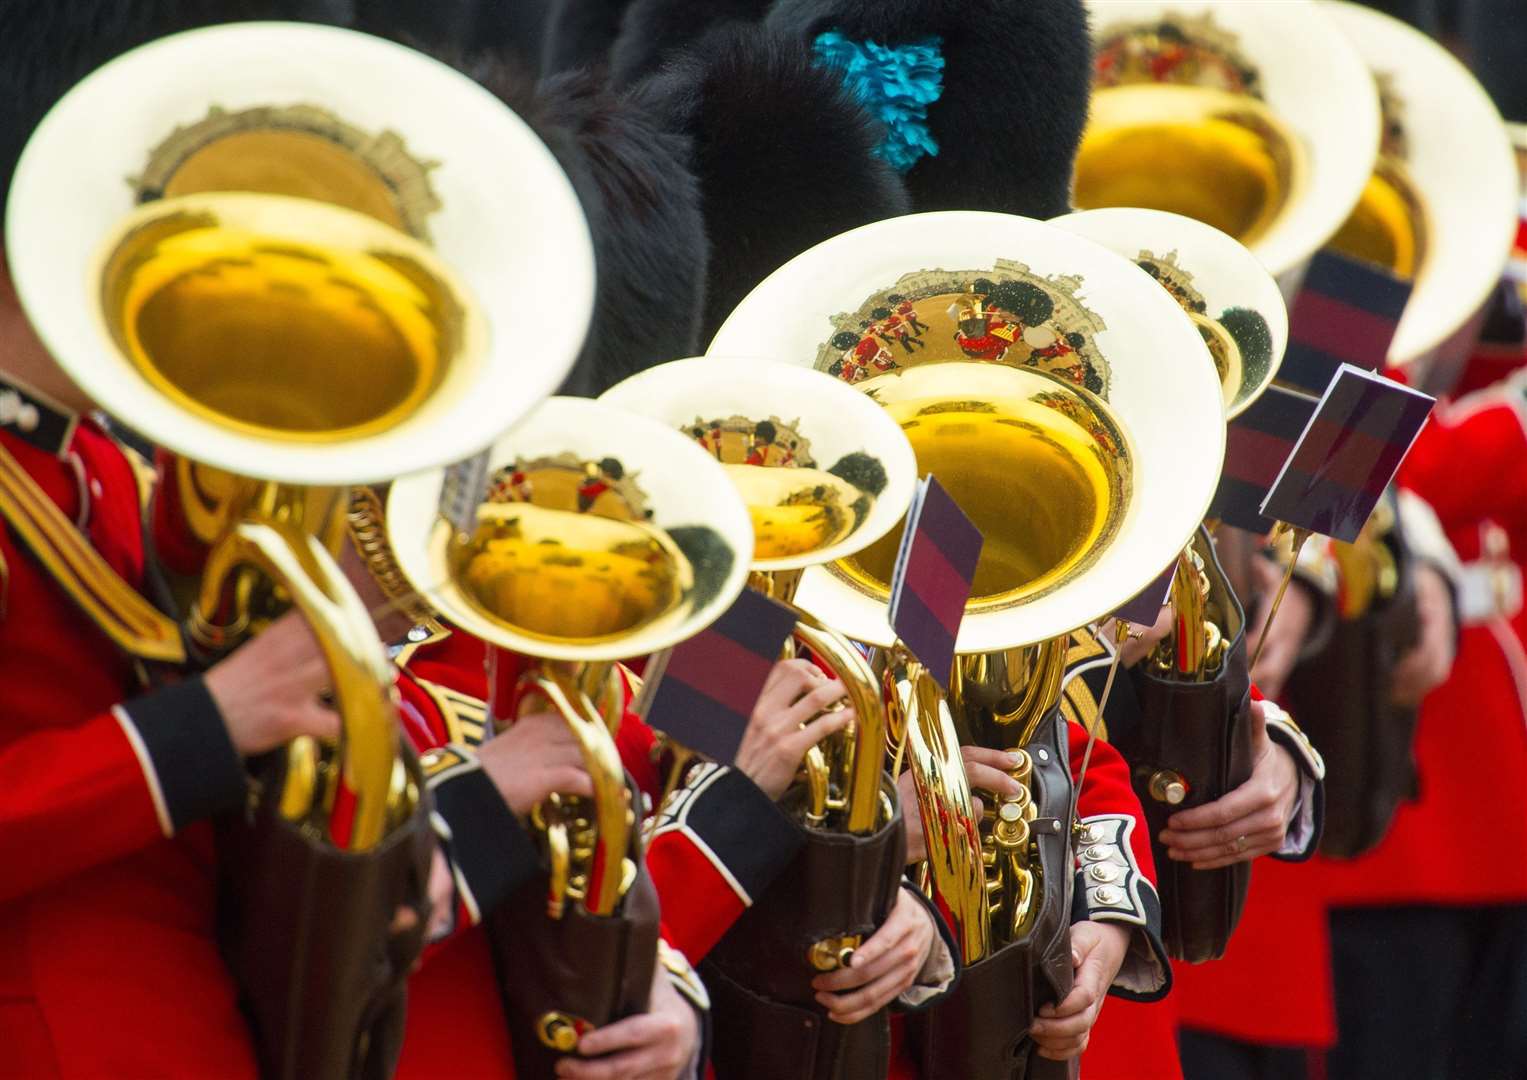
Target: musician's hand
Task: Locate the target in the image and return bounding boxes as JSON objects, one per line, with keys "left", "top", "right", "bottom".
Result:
{"left": 735, "top": 658, "right": 853, "bottom": 800}
{"left": 812, "top": 887, "right": 936, "bottom": 1024}
{"left": 1390, "top": 563, "right": 1456, "bottom": 706}
{"left": 555, "top": 963, "right": 699, "bottom": 1080}
{"left": 477, "top": 711, "right": 593, "bottom": 815}
{"left": 206, "top": 610, "right": 340, "bottom": 754}
{"left": 1158, "top": 701, "right": 1298, "bottom": 868}
{"left": 1030, "top": 920, "right": 1130, "bottom": 1060}
{"left": 1246, "top": 557, "right": 1316, "bottom": 699}
{"left": 899, "top": 745, "right": 1023, "bottom": 864}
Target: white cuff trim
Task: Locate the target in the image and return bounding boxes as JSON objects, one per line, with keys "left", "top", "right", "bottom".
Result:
{"left": 112, "top": 705, "right": 172, "bottom": 838}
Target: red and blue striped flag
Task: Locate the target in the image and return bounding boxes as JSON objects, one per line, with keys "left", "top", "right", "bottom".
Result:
{"left": 1262, "top": 364, "right": 1435, "bottom": 543}
{"left": 1278, "top": 251, "right": 1414, "bottom": 395}
{"left": 637, "top": 588, "right": 798, "bottom": 765}
{"left": 890, "top": 476, "right": 983, "bottom": 689}
{"left": 1209, "top": 383, "right": 1322, "bottom": 533}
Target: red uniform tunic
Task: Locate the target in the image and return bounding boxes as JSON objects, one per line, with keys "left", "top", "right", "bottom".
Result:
{"left": 0, "top": 417, "right": 255, "bottom": 1079}
{"left": 1315, "top": 381, "right": 1527, "bottom": 908}
{"left": 391, "top": 631, "right": 763, "bottom": 1078}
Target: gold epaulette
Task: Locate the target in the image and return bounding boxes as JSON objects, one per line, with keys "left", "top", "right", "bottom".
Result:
{"left": 1059, "top": 629, "right": 1111, "bottom": 741}
{"left": 0, "top": 442, "right": 184, "bottom": 662}
{"left": 416, "top": 676, "right": 488, "bottom": 748}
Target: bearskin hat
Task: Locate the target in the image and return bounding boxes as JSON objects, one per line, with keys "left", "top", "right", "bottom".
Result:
{"left": 636, "top": 24, "right": 911, "bottom": 341}
{"left": 765, "top": 0, "right": 1093, "bottom": 220}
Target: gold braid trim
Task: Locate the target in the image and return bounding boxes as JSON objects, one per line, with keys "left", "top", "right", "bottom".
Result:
{"left": 0, "top": 442, "right": 184, "bottom": 661}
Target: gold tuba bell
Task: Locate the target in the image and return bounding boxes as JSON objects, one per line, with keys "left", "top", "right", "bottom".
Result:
{"left": 6, "top": 22, "right": 594, "bottom": 1079}
{"left": 600, "top": 355, "right": 918, "bottom": 841}
{"left": 709, "top": 210, "right": 1226, "bottom": 1005}
{"left": 7, "top": 17, "right": 594, "bottom": 848}
{"left": 1075, "top": 1, "right": 1382, "bottom": 286}
{"left": 1052, "top": 206, "right": 1291, "bottom": 676}
{"left": 385, "top": 396, "right": 753, "bottom": 1065}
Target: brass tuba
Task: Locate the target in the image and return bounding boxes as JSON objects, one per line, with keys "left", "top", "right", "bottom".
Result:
{"left": 599, "top": 356, "right": 918, "bottom": 839}
{"left": 1074, "top": 0, "right": 1381, "bottom": 286}
{"left": 599, "top": 356, "right": 919, "bottom": 1080}
{"left": 385, "top": 396, "right": 753, "bottom": 1075}
{"left": 6, "top": 22, "right": 593, "bottom": 1079}
{"left": 1052, "top": 206, "right": 1290, "bottom": 679}
{"left": 711, "top": 210, "right": 1226, "bottom": 1076}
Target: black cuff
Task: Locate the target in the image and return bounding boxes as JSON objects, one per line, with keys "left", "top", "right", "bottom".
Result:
{"left": 649, "top": 764, "right": 804, "bottom": 905}
{"left": 893, "top": 881, "right": 963, "bottom": 1012}
{"left": 118, "top": 675, "right": 246, "bottom": 835}
{"left": 426, "top": 752, "right": 543, "bottom": 922}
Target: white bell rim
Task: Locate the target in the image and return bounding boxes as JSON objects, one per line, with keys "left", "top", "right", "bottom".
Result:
{"left": 387, "top": 396, "right": 755, "bottom": 663}
{"left": 708, "top": 210, "right": 1225, "bottom": 653}
{"left": 1051, "top": 207, "right": 1288, "bottom": 419}
{"left": 1323, "top": 0, "right": 1518, "bottom": 369}
{"left": 6, "top": 21, "right": 593, "bottom": 486}
{"left": 599, "top": 356, "right": 919, "bottom": 572}
{"left": 1084, "top": 0, "right": 1381, "bottom": 281}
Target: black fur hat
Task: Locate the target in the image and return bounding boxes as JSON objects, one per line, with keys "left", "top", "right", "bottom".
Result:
{"left": 465, "top": 58, "right": 709, "bottom": 397}
{"left": 0, "top": 1, "right": 336, "bottom": 220}
{"left": 636, "top": 24, "right": 911, "bottom": 342}
{"left": 765, "top": 0, "right": 1093, "bottom": 220}
{"left": 607, "top": 0, "right": 772, "bottom": 86}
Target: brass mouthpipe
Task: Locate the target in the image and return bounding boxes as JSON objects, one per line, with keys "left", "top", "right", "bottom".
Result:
{"left": 523, "top": 665, "right": 635, "bottom": 917}
{"left": 192, "top": 519, "right": 400, "bottom": 850}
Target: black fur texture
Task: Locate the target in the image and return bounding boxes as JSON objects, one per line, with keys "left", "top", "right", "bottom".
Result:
{"left": 766, "top": 0, "right": 1093, "bottom": 219}
{"left": 541, "top": 0, "right": 636, "bottom": 76}
{"left": 466, "top": 59, "right": 708, "bottom": 397}
{"left": 608, "top": 0, "right": 773, "bottom": 87}
{"left": 0, "top": 1, "right": 338, "bottom": 216}
{"left": 636, "top": 25, "right": 911, "bottom": 343}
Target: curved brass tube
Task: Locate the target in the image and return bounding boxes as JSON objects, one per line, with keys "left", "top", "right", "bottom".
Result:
{"left": 793, "top": 620, "right": 885, "bottom": 834}
{"left": 887, "top": 652, "right": 990, "bottom": 963}
{"left": 524, "top": 666, "right": 636, "bottom": 917}
{"left": 191, "top": 519, "right": 400, "bottom": 851}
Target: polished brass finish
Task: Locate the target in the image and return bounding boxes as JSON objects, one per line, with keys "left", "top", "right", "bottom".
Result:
{"left": 403, "top": 445, "right": 713, "bottom": 919}
{"left": 1075, "top": 84, "right": 1308, "bottom": 250}
{"left": 190, "top": 518, "right": 404, "bottom": 848}
{"left": 451, "top": 503, "right": 690, "bottom": 645}
{"left": 100, "top": 196, "right": 462, "bottom": 443}
{"left": 1151, "top": 541, "right": 1228, "bottom": 681}
{"left": 885, "top": 651, "right": 991, "bottom": 963}
{"left": 536, "top": 1012, "right": 586, "bottom": 1052}
{"left": 833, "top": 366, "right": 1131, "bottom": 613}
{"left": 1149, "top": 769, "right": 1189, "bottom": 806}
{"left": 984, "top": 748, "right": 1041, "bottom": 941}
{"left": 1329, "top": 159, "right": 1429, "bottom": 281}
{"left": 1331, "top": 499, "right": 1400, "bottom": 620}
{"left": 89, "top": 193, "right": 474, "bottom": 849}
{"left": 808, "top": 935, "right": 861, "bottom": 973}
{"left": 727, "top": 464, "right": 866, "bottom": 561}
{"left": 346, "top": 485, "right": 443, "bottom": 632}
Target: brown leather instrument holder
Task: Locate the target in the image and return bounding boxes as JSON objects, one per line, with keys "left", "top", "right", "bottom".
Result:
{"left": 1121, "top": 533, "right": 1253, "bottom": 964}
{"left": 216, "top": 747, "right": 435, "bottom": 1080}
{"left": 704, "top": 776, "right": 905, "bottom": 1080}
{"left": 1286, "top": 530, "right": 1420, "bottom": 859}
{"left": 487, "top": 779, "right": 660, "bottom": 1080}
{"left": 908, "top": 710, "right": 1076, "bottom": 1080}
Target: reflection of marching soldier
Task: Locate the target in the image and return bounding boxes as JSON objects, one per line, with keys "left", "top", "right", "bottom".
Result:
{"left": 889, "top": 295, "right": 930, "bottom": 336}
{"left": 576, "top": 458, "right": 623, "bottom": 513}
{"left": 745, "top": 419, "right": 777, "bottom": 466}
